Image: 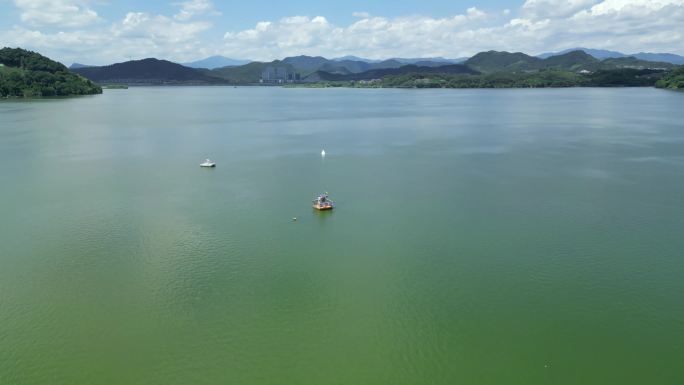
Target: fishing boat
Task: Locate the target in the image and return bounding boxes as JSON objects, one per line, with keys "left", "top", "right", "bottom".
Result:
{"left": 312, "top": 193, "right": 334, "bottom": 210}
{"left": 200, "top": 159, "right": 216, "bottom": 167}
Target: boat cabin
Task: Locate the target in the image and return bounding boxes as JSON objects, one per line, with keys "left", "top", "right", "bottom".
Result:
{"left": 313, "top": 194, "right": 334, "bottom": 210}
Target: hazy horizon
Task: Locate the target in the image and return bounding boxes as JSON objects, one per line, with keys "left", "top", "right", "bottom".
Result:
{"left": 60, "top": 47, "right": 684, "bottom": 68}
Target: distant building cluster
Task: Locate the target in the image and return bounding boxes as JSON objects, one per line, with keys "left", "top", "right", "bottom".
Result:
{"left": 260, "top": 66, "right": 301, "bottom": 83}
{"left": 358, "top": 79, "right": 382, "bottom": 84}
{"left": 618, "top": 65, "right": 669, "bottom": 71}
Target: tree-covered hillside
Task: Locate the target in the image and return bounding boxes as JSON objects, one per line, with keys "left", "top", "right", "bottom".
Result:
{"left": 464, "top": 51, "right": 542, "bottom": 72}
{"left": 655, "top": 66, "right": 684, "bottom": 89}
{"left": 0, "top": 47, "right": 102, "bottom": 97}
{"left": 206, "top": 61, "right": 297, "bottom": 83}
{"left": 73, "top": 58, "right": 224, "bottom": 84}
{"left": 301, "top": 68, "right": 668, "bottom": 89}
{"left": 464, "top": 50, "right": 674, "bottom": 73}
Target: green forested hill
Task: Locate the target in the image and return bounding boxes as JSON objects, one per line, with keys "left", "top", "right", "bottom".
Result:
{"left": 206, "top": 61, "right": 297, "bottom": 83}
{"left": 303, "top": 64, "right": 479, "bottom": 82}
{"left": 464, "top": 50, "right": 674, "bottom": 73}
{"left": 73, "top": 58, "right": 223, "bottom": 84}
{"left": 601, "top": 57, "right": 673, "bottom": 70}
{"left": 655, "top": 66, "right": 684, "bottom": 89}
{"left": 0, "top": 47, "right": 102, "bottom": 97}
{"left": 304, "top": 68, "right": 668, "bottom": 89}
{"left": 464, "top": 51, "right": 541, "bottom": 72}
{"left": 542, "top": 50, "right": 598, "bottom": 71}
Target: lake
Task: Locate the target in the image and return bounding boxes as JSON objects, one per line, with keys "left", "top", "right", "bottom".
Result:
{"left": 1, "top": 87, "right": 683, "bottom": 385}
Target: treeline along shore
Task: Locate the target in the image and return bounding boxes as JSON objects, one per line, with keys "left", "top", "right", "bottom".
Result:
{"left": 0, "top": 48, "right": 101, "bottom": 97}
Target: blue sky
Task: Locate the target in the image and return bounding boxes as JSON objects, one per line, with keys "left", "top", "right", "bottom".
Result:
{"left": 2, "top": 0, "right": 683, "bottom": 65}
{"left": 1, "top": 1, "right": 521, "bottom": 30}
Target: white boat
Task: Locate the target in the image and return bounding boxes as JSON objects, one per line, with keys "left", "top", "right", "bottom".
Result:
{"left": 321, "top": 149, "right": 326, "bottom": 157}
{"left": 200, "top": 159, "right": 216, "bottom": 167}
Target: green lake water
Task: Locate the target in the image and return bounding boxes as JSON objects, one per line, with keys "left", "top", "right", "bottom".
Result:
{"left": 1, "top": 87, "right": 683, "bottom": 384}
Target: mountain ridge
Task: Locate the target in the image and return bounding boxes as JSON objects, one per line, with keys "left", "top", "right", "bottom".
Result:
{"left": 69, "top": 63, "right": 94, "bottom": 69}
{"left": 72, "top": 58, "right": 225, "bottom": 84}
{"left": 539, "top": 48, "right": 684, "bottom": 64}
{"left": 331, "top": 56, "right": 466, "bottom": 64}
{"left": 303, "top": 64, "right": 479, "bottom": 82}
{"left": 465, "top": 50, "right": 674, "bottom": 73}
{"left": 69, "top": 51, "right": 679, "bottom": 86}
{"left": 182, "top": 55, "right": 251, "bottom": 69}
{"left": 205, "top": 56, "right": 460, "bottom": 83}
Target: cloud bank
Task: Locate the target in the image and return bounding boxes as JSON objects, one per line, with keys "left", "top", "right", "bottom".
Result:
{"left": 13, "top": 0, "right": 101, "bottom": 27}
{"left": 1, "top": 0, "right": 683, "bottom": 65}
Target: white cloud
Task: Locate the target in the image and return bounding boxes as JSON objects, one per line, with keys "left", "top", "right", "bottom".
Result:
{"left": 223, "top": 9, "right": 490, "bottom": 60}
{"left": 585, "top": 0, "right": 684, "bottom": 15}
{"left": 0, "top": 4, "right": 216, "bottom": 65}
{"left": 522, "top": 0, "right": 601, "bottom": 20}
{"left": 2, "top": 0, "right": 684, "bottom": 64}
{"left": 174, "top": 0, "right": 221, "bottom": 21}
{"left": 466, "top": 7, "right": 486, "bottom": 19}
{"left": 114, "top": 12, "right": 212, "bottom": 43}
{"left": 542, "top": 0, "right": 684, "bottom": 51}
{"left": 219, "top": 1, "right": 684, "bottom": 60}
{"left": 12, "top": 0, "right": 101, "bottom": 27}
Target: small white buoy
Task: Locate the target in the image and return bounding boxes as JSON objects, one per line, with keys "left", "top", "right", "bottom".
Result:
{"left": 321, "top": 149, "right": 326, "bottom": 157}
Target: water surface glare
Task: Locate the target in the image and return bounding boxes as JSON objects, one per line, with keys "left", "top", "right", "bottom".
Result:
{"left": 1, "top": 87, "right": 683, "bottom": 385}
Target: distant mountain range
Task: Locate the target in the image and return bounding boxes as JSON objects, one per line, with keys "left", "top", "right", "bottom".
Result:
{"left": 395, "top": 57, "right": 468, "bottom": 64}
{"left": 70, "top": 50, "right": 680, "bottom": 86}
{"left": 205, "top": 60, "right": 295, "bottom": 83}
{"left": 539, "top": 48, "right": 684, "bottom": 64}
{"left": 198, "top": 55, "right": 470, "bottom": 83}
{"left": 538, "top": 48, "right": 625, "bottom": 60}
{"left": 332, "top": 55, "right": 467, "bottom": 64}
{"left": 69, "top": 49, "right": 683, "bottom": 75}
{"left": 630, "top": 52, "right": 684, "bottom": 65}
{"left": 181, "top": 55, "right": 251, "bottom": 69}
{"left": 304, "top": 64, "right": 478, "bottom": 82}
{"left": 283, "top": 55, "right": 404, "bottom": 74}
{"left": 72, "top": 58, "right": 224, "bottom": 84}
{"left": 465, "top": 50, "right": 673, "bottom": 73}
{"left": 69, "top": 63, "right": 94, "bottom": 69}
